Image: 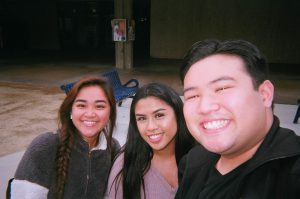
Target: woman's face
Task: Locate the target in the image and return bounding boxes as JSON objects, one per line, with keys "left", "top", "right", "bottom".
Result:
{"left": 71, "top": 85, "right": 110, "bottom": 146}
{"left": 135, "top": 96, "right": 177, "bottom": 153}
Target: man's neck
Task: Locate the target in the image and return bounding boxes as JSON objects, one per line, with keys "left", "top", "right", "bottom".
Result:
{"left": 216, "top": 139, "right": 263, "bottom": 175}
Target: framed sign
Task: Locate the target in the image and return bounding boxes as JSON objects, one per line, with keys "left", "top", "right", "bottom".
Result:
{"left": 111, "top": 19, "right": 126, "bottom": 42}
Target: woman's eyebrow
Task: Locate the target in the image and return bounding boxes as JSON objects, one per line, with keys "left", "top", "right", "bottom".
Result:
{"left": 74, "top": 99, "right": 107, "bottom": 103}
{"left": 95, "top": 100, "right": 107, "bottom": 103}
{"left": 74, "top": 99, "right": 86, "bottom": 103}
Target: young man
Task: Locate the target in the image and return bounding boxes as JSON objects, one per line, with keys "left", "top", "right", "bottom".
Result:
{"left": 175, "top": 39, "right": 300, "bottom": 198}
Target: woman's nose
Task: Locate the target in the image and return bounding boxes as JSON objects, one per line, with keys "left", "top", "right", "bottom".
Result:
{"left": 146, "top": 118, "right": 158, "bottom": 131}
{"left": 85, "top": 108, "right": 96, "bottom": 117}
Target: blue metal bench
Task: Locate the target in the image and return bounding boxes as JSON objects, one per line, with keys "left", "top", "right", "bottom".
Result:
{"left": 60, "top": 70, "right": 139, "bottom": 106}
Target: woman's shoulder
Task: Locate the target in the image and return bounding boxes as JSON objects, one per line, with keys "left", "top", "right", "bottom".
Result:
{"left": 28, "top": 132, "right": 59, "bottom": 152}
{"left": 20, "top": 132, "right": 59, "bottom": 164}
{"left": 31, "top": 131, "right": 59, "bottom": 144}
{"left": 14, "top": 132, "right": 59, "bottom": 184}
{"left": 106, "top": 152, "right": 125, "bottom": 197}
{"left": 112, "top": 137, "right": 121, "bottom": 150}
{"left": 112, "top": 151, "right": 124, "bottom": 166}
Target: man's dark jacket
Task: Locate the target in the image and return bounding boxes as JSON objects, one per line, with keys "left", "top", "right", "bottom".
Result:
{"left": 175, "top": 116, "right": 300, "bottom": 199}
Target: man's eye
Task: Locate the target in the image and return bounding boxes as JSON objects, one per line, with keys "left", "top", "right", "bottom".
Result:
{"left": 185, "top": 95, "right": 199, "bottom": 100}
{"left": 216, "top": 86, "right": 230, "bottom": 92}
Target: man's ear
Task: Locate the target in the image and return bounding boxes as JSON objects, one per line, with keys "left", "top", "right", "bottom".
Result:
{"left": 258, "top": 80, "right": 274, "bottom": 107}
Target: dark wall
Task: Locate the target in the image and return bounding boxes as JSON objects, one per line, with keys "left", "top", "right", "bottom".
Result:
{"left": 1, "top": 0, "right": 60, "bottom": 50}
{"left": 151, "top": 0, "right": 300, "bottom": 64}
{"left": 2, "top": 0, "right": 299, "bottom": 64}
{"left": 1, "top": 0, "right": 114, "bottom": 52}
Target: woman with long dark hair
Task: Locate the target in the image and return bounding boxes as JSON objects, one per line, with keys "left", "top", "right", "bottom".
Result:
{"left": 106, "top": 82, "right": 195, "bottom": 199}
{"left": 11, "top": 76, "right": 120, "bottom": 199}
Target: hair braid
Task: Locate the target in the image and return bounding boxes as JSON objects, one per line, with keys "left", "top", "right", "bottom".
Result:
{"left": 56, "top": 130, "right": 74, "bottom": 199}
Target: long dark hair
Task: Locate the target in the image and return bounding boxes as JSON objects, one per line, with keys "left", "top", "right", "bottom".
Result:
{"left": 113, "top": 82, "right": 195, "bottom": 199}
{"left": 56, "top": 76, "right": 116, "bottom": 199}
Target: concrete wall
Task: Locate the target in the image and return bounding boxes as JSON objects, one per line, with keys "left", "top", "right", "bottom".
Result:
{"left": 150, "top": 0, "right": 300, "bottom": 64}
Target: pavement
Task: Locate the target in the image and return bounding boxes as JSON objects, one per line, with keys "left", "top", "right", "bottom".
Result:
{"left": 0, "top": 53, "right": 299, "bottom": 197}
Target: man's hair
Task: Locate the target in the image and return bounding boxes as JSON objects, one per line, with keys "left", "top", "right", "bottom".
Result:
{"left": 180, "top": 39, "right": 270, "bottom": 90}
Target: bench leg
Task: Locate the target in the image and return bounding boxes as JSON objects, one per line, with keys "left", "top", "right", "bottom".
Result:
{"left": 293, "top": 100, "right": 300, "bottom": 124}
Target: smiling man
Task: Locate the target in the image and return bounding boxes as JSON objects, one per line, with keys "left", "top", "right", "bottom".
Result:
{"left": 175, "top": 39, "right": 300, "bottom": 199}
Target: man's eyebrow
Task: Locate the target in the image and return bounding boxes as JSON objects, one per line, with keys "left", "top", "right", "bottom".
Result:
{"left": 209, "top": 76, "right": 235, "bottom": 84}
{"left": 183, "top": 86, "right": 196, "bottom": 94}
{"left": 183, "top": 76, "right": 235, "bottom": 94}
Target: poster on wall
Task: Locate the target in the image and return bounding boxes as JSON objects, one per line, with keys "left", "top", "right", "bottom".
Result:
{"left": 111, "top": 19, "right": 127, "bottom": 42}
{"left": 128, "top": 19, "right": 135, "bottom": 41}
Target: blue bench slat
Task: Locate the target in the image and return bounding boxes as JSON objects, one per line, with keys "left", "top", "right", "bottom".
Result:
{"left": 60, "top": 70, "right": 139, "bottom": 105}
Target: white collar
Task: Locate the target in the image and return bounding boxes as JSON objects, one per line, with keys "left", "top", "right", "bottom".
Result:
{"left": 91, "top": 132, "right": 107, "bottom": 151}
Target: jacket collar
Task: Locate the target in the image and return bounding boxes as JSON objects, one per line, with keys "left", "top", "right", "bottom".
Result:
{"left": 250, "top": 115, "right": 300, "bottom": 165}
{"left": 74, "top": 131, "right": 108, "bottom": 152}
{"left": 189, "top": 115, "right": 300, "bottom": 169}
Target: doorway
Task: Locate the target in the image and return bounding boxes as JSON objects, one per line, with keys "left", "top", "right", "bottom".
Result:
{"left": 133, "top": 0, "right": 150, "bottom": 62}
{"left": 57, "top": 0, "right": 114, "bottom": 58}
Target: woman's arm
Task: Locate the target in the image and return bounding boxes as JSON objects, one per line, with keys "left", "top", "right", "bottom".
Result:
{"left": 11, "top": 132, "right": 58, "bottom": 199}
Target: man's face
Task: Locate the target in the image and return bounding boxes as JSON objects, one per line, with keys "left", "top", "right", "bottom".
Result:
{"left": 183, "top": 54, "right": 273, "bottom": 157}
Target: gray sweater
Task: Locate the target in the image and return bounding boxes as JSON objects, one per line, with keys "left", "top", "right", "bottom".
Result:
{"left": 14, "top": 131, "right": 120, "bottom": 199}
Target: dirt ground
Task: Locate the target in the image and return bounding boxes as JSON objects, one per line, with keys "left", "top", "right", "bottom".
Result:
{"left": 0, "top": 84, "right": 64, "bottom": 156}
{"left": 0, "top": 64, "right": 299, "bottom": 157}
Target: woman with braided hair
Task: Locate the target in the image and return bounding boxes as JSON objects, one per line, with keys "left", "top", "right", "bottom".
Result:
{"left": 11, "top": 76, "right": 120, "bottom": 199}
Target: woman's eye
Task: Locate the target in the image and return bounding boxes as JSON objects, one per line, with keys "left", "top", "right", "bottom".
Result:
{"left": 155, "top": 113, "right": 164, "bottom": 119}
{"left": 136, "top": 116, "right": 146, "bottom": 121}
{"left": 96, "top": 105, "right": 105, "bottom": 109}
{"left": 76, "top": 104, "right": 85, "bottom": 108}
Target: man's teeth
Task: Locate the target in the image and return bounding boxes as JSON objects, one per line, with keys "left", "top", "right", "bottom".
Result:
{"left": 203, "top": 120, "right": 228, "bottom": 129}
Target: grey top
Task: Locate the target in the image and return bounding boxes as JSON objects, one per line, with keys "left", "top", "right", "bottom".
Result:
{"left": 13, "top": 131, "right": 120, "bottom": 199}
{"left": 106, "top": 153, "right": 178, "bottom": 199}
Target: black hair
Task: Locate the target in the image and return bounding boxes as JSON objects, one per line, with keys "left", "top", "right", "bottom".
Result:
{"left": 111, "top": 82, "right": 195, "bottom": 199}
{"left": 180, "top": 39, "right": 269, "bottom": 90}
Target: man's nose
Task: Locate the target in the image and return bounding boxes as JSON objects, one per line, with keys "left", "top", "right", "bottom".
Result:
{"left": 196, "top": 95, "right": 220, "bottom": 114}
